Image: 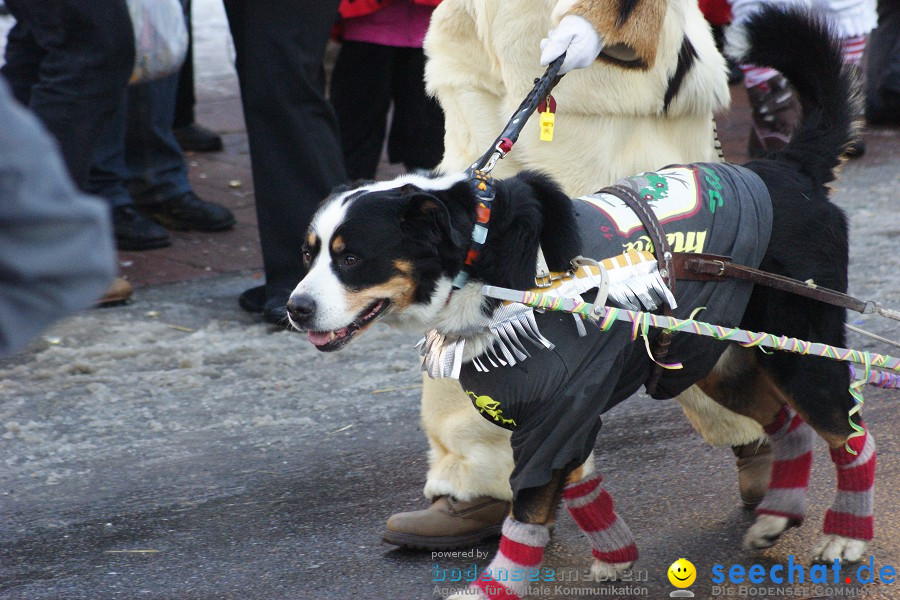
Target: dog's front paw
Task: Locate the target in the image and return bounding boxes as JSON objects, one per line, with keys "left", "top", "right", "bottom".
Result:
{"left": 811, "top": 535, "right": 868, "bottom": 563}
{"left": 744, "top": 515, "right": 794, "bottom": 549}
{"left": 590, "top": 559, "right": 636, "bottom": 581}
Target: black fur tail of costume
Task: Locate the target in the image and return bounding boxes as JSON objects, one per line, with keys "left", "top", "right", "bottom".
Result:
{"left": 732, "top": 6, "right": 857, "bottom": 187}
{"left": 729, "top": 8, "right": 855, "bottom": 439}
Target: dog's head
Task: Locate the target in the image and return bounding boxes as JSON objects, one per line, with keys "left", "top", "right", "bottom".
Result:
{"left": 286, "top": 173, "right": 473, "bottom": 351}
{"left": 287, "top": 169, "right": 582, "bottom": 351}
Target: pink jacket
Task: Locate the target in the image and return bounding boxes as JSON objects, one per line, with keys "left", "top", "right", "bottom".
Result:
{"left": 337, "top": 0, "right": 440, "bottom": 48}
{"left": 339, "top": 0, "right": 440, "bottom": 19}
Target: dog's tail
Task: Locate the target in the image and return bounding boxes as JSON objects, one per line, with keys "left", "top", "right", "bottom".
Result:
{"left": 726, "top": 6, "right": 857, "bottom": 187}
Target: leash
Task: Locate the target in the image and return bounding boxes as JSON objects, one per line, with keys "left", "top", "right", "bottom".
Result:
{"left": 452, "top": 54, "right": 566, "bottom": 291}
{"left": 673, "top": 253, "right": 900, "bottom": 322}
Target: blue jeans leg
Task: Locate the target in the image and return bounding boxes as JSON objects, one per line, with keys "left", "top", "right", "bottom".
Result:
{"left": 1, "top": 0, "right": 134, "bottom": 188}
{"left": 86, "top": 96, "right": 134, "bottom": 210}
{"left": 125, "top": 72, "right": 192, "bottom": 206}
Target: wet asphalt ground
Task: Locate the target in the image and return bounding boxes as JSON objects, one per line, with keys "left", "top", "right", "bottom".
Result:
{"left": 0, "top": 272, "right": 896, "bottom": 600}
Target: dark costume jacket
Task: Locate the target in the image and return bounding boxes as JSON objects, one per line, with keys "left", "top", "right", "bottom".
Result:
{"left": 457, "top": 162, "right": 773, "bottom": 496}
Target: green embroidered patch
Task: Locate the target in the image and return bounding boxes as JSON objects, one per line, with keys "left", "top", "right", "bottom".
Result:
{"left": 639, "top": 172, "right": 670, "bottom": 202}
{"left": 466, "top": 391, "right": 517, "bottom": 427}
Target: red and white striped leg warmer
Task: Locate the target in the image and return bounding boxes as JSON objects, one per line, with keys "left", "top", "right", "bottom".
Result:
{"left": 741, "top": 65, "right": 780, "bottom": 89}
{"left": 563, "top": 474, "right": 638, "bottom": 566}
{"left": 756, "top": 405, "right": 815, "bottom": 524}
{"left": 824, "top": 427, "right": 875, "bottom": 540}
{"left": 841, "top": 35, "right": 867, "bottom": 66}
{"left": 471, "top": 517, "right": 549, "bottom": 600}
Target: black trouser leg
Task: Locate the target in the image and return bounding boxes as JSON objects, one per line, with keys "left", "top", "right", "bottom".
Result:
{"left": 173, "top": 0, "right": 195, "bottom": 129}
{"left": 223, "top": 0, "right": 347, "bottom": 301}
{"left": 865, "top": 0, "right": 900, "bottom": 122}
{"left": 388, "top": 47, "right": 444, "bottom": 172}
{"left": 329, "top": 41, "right": 394, "bottom": 181}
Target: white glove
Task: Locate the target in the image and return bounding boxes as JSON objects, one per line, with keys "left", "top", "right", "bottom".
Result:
{"left": 540, "top": 15, "right": 605, "bottom": 74}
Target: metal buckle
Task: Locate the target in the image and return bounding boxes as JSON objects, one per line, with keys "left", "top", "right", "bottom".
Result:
{"left": 711, "top": 259, "right": 726, "bottom": 276}
{"left": 534, "top": 273, "right": 553, "bottom": 288}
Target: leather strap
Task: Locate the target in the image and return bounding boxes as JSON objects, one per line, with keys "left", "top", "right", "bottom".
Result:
{"left": 603, "top": 184, "right": 676, "bottom": 395}
{"left": 608, "top": 184, "right": 676, "bottom": 293}
{"left": 673, "top": 253, "right": 868, "bottom": 313}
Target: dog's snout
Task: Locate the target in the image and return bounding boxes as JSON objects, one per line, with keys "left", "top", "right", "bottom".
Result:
{"left": 286, "top": 294, "right": 316, "bottom": 323}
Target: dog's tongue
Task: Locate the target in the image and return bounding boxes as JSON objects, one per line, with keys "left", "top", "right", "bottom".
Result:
{"left": 308, "top": 331, "right": 333, "bottom": 346}
{"left": 308, "top": 328, "right": 351, "bottom": 347}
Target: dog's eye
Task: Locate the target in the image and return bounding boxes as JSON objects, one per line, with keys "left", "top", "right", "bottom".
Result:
{"left": 342, "top": 255, "right": 359, "bottom": 267}
{"left": 302, "top": 250, "right": 312, "bottom": 265}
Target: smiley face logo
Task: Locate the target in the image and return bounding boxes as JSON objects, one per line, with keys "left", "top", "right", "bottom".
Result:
{"left": 668, "top": 558, "right": 696, "bottom": 588}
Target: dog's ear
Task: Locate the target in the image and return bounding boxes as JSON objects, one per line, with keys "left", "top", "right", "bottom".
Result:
{"left": 401, "top": 193, "right": 465, "bottom": 250}
{"left": 516, "top": 170, "right": 582, "bottom": 270}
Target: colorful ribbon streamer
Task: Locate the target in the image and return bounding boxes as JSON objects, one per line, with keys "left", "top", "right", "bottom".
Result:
{"left": 482, "top": 285, "right": 899, "bottom": 454}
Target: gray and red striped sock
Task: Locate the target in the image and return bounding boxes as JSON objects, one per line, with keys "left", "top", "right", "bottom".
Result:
{"left": 756, "top": 405, "right": 815, "bottom": 524}
{"left": 471, "top": 517, "right": 549, "bottom": 600}
{"left": 824, "top": 427, "right": 875, "bottom": 540}
{"left": 563, "top": 474, "right": 638, "bottom": 567}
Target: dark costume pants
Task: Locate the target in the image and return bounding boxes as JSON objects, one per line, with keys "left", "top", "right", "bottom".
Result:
{"left": 329, "top": 41, "right": 445, "bottom": 180}
{"left": 174, "top": 0, "right": 195, "bottom": 130}
{"left": 223, "top": 0, "right": 349, "bottom": 302}
{"left": 865, "top": 0, "right": 900, "bottom": 123}
{"left": 1, "top": 0, "right": 135, "bottom": 189}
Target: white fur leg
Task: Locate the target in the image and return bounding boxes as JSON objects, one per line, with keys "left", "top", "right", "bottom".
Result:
{"left": 591, "top": 559, "right": 636, "bottom": 582}
{"left": 676, "top": 383, "right": 766, "bottom": 447}
{"left": 421, "top": 376, "right": 515, "bottom": 502}
{"left": 744, "top": 515, "right": 793, "bottom": 549}
{"left": 811, "top": 535, "right": 869, "bottom": 564}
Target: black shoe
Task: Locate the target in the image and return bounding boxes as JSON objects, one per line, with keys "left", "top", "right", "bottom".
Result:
{"left": 239, "top": 285, "right": 266, "bottom": 313}
{"left": 113, "top": 205, "right": 172, "bottom": 251}
{"left": 263, "top": 295, "right": 290, "bottom": 326}
{"left": 142, "top": 192, "right": 236, "bottom": 232}
{"left": 173, "top": 123, "right": 224, "bottom": 153}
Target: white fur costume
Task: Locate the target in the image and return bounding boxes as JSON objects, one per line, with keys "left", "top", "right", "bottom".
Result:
{"left": 420, "top": 0, "right": 765, "bottom": 503}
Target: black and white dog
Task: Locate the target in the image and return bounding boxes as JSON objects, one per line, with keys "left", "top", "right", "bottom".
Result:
{"left": 287, "top": 7, "right": 875, "bottom": 590}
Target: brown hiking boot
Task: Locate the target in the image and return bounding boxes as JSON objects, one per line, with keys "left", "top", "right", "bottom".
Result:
{"left": 96, "top": 277, "right": 133, "bottom": 307}
{"left": 747, "top": 74, "right": 802, "bottom": 158}
{"left": 383, "top": 495, "right": 510, "bottom": 550}
{"left": 733, "top": 441, "right": 774, "bottom": 509}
